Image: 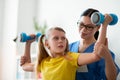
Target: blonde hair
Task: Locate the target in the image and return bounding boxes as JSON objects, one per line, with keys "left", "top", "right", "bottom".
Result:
{"left": 35, "top": 27, "right": 69, "bottom": 79}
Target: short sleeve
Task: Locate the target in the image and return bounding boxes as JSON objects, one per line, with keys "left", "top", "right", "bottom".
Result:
{"left": 66, "top": 52, "right": 80, "bottom": 67}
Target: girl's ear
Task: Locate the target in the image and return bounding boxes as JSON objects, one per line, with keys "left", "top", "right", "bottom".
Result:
{"left": 44, "top": 40, "right": 52, "bottom": 57}
{"left": 45, "top": 40, "right": 50, "bottom": 49}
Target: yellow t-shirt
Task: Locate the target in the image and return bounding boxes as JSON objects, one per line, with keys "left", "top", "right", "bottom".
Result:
{"left": 38, "top": 52, "right": 80, "bottom": 80}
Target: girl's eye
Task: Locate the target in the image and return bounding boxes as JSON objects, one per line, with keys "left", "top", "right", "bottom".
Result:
{"left": 53, "top": 37, "right": 59, "bottom": 40}
{"left": 53, "top": 36, "right": 66, "bottom": 41}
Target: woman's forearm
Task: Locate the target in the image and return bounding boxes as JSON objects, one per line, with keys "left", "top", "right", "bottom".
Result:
{"left": 105, "top": 53, "right": 117, "bottom": 80}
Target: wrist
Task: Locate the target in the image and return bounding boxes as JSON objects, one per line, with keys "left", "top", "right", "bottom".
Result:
{"left": 93, "top": 51, "right": 101, "bottom": 60}
{"left": 26, "top": 42, "right": 31, "bottom": 46}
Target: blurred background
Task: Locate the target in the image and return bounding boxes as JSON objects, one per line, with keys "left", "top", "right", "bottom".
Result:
{"left": 0, "top": 0, "right": 120, "bottom": 80}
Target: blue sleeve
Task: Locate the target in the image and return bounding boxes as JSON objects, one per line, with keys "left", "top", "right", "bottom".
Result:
{"left": 69, "top": 41, "right": 80, "bottom": 52}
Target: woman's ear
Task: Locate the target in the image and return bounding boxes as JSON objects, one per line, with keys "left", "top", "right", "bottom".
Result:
{"left": 97, "top": 26, "right": 100, "bottom": 30}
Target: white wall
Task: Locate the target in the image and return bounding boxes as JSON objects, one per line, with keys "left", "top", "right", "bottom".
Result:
{"left": 0, "top": 0, "right": 4, "bottom": 79}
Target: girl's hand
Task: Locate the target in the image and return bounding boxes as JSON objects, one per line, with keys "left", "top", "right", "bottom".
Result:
{"left": 20, "top": 56, "right": 28, "bottom": 66}
{"left": 26, "top": 34, "right": 36, "bottom": 44}
{"left": 103, "top": 14, "right": 113, "bottom": 26}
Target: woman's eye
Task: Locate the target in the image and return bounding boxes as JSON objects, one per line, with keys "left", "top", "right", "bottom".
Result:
{"left": 79, "top": 23, "right": 84, "bottom": 28}
{"left": 61, "top": 37, "right": 66, "bottom": 40}
{"left": 87, "top": 26, "right": 94, "bottom": 29}
{"left": 88, "top": 26, "right": 93, "bottom": 28}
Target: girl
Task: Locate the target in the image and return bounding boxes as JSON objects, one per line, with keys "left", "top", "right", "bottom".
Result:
{"left": 21, "top": 13, "right": 113, "bottom": 79}
{"left": 35, "top": 27, "right": 100, "bottom": 80}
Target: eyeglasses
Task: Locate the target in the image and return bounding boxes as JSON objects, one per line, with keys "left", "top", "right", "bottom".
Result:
{"left": 77, "top": 22, "right": 96, "bottom": 31}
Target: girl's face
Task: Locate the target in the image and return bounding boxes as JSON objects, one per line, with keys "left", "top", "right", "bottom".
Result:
{"left": 46, "top": 29, "right": 67, "bottom": 55}
{"left": 78, "top": 16, "right": 99, "bottom": 40}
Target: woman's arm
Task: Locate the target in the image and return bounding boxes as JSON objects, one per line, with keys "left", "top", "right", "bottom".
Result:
{"left": 99, "top": 38, "right": 117, "bottom": 80}
{"left": 104, "top": 50, "right": 117, "bottom": 80}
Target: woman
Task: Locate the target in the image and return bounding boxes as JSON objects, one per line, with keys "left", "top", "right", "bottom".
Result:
{"left": 69, "top": 8, "right": 119, "bottom": 80}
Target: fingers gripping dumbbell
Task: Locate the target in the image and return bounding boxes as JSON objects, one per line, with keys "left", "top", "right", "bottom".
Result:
{"left": 20, "top": 32, "right": 42, "bottom": 42}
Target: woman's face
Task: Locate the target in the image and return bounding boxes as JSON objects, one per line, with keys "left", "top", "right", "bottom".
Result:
{"left": 78, "top": 16, "right": 99, "bottom": 39}
{"left": 46, "top": 29, "right": 67, "bottom": 54}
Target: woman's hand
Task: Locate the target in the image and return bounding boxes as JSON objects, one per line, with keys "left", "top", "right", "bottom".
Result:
{"left": 94, "top": 38, "right": 110, "bottom": 58}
